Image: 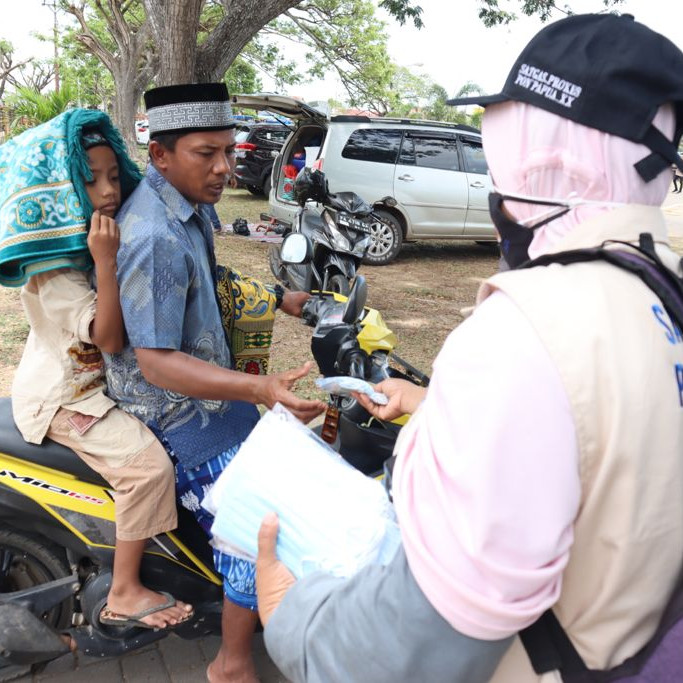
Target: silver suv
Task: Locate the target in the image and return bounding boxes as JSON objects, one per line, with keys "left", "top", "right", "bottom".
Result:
{"left": 231, "top": 94, "right": 496, "bottom": 265}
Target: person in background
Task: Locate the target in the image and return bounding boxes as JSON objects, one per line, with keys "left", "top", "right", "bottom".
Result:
{"left": 255, "top": 14, "right": 683, "bottom": 683}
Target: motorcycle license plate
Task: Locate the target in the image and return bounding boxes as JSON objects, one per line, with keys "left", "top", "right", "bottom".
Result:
{"left": 338, "top": 215, "right": 372, "bottom": 234}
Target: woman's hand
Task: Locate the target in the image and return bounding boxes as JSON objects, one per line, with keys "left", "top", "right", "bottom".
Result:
{"left": 256, "top": 512, "right": 296, "bottom": 627}
{"left": 353, "top": 378, "right": 426, "bottom": 421}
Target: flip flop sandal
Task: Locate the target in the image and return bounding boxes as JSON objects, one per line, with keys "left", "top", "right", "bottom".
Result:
{"left": 99, "top": 591, "right": 194, "bottom": 630}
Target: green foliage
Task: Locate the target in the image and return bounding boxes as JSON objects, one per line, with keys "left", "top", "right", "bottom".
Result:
{"left": 59, "top": 22, "right": 115, "bottom": 107}
{"left": 239, "top": 39, "right": 302, "bottom": 91}
{"left": 224, "top": 56, "right": 263, "bottom": 94}
{"left": 382, "top": 73, "right": 481, "bottom": 127}
{"left": 0, "top": 39, "right": 12, "bottom": 59}
{"left": 6, "top": 85, "right": 76, "bottom": 134}
{"left": 263, "top": 0, "right": 395, "bottom": 114}
{"left": 378, "top": 0, "right": 423, "bottom": 28}
{"left": 477, "top": 0, "right": 624, "bottom": 27}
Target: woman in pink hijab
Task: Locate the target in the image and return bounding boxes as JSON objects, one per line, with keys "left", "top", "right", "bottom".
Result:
{"left": 256, "top": 14, "right": 683, "bottom": 683}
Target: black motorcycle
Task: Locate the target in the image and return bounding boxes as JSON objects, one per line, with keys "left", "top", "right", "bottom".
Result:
{"left": 280, "top": 232, "right": 429, "bottom": 476}
{"left": 269, "top": 168, "right": 393, "bottom": 296}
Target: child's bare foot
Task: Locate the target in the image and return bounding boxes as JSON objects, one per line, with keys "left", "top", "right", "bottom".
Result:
{"left": 102, "top": 585, "right": 193, "bottom": 629}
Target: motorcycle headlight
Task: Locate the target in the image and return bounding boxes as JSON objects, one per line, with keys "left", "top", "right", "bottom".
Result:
{"left": 322, "top": 209, "right": 335, "bottom": 229}
{"left": 323, "top": 210, "right": 351, "bottom": 251}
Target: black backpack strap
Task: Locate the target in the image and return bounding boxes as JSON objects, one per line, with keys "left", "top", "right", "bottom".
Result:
{"left": 520, "top": 610, "right": 589, "bottom": 677}
{"left": 519, "top": 233, "right": 683, "bottom": 331}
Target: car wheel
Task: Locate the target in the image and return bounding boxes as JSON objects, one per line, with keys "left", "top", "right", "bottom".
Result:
{"left": 246, "top": 185, "right": 263, "bottom": 196}
{"left": 363, "top": 210, "right": 403, "bottom": 266}
{"left": 263, "top": 176, "right": 272, "bottom": 198}
{"left": 327, "top": 273, "right": 350, "bottom": 296}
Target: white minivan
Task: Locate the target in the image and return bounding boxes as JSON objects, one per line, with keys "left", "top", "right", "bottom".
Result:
{"left": 231, "top": 94, "right": 496, "bottom": 265}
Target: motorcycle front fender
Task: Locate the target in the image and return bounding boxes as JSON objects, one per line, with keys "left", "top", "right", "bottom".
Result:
{"left": 324, "top": 253, "right": 357, "bottom": 279}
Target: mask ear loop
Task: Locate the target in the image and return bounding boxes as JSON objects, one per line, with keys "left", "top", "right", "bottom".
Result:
{"left": 494, "top": 190, "right": 573, "bottom": 228}
{"left": 494, "top": 187, "right": 625, "bottom": 228}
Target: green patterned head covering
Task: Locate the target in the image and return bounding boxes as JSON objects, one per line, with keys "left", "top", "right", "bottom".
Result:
{"left": 71, "top": 111, "right": 142, "bottom": 223}
{"left": 0, "top": 108, "right": 143, "bottom": 287}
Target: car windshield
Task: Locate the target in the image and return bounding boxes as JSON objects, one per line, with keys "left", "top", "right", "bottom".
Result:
{"left": 235, "top": 130, "right": 251, "bottom": 143}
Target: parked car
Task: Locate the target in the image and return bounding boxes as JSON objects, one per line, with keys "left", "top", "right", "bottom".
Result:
{"left": 233, "top": 121, "right": 291, "bottom": 196}
{"left": 135, "top": 119, "right": 149, "bottom": 145}
{"left": 231, "top": 94, "right": 496, "bottom": 265}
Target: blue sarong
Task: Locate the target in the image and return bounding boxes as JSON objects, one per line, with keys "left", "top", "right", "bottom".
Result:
{"left": 173, "top": 443, "right": 257, "bottom": 611}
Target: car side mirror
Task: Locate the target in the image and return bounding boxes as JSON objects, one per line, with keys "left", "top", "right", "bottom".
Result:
{"left": 280, "top": 232, "right": 313, "bottom": 264}
{"left": 342, "top": 275, "right": 368, "bottom": 324}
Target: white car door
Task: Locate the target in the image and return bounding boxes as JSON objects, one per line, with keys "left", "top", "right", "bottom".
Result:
{"left": 392, "top": 132, "right": 468, "bottom": 237}
{"left": 460, "top": 135, "right": 495, "bottom": 237}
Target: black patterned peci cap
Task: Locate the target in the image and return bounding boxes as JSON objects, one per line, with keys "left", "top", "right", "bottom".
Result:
{"left": 447, "top": 14, "right": 683, "bottom": 182}
{"left": 144, "top": 83, "right": 234, "bottom": 138}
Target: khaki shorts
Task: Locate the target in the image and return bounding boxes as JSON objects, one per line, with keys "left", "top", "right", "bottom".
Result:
{"left": 47, "top": 407, "right": 177, "bottom": 541}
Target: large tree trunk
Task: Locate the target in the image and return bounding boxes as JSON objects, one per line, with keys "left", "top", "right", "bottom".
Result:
{"left": 143, "top": 0, "right": 301, "bottom": 85}
{"left": 111, "top": 62, "right": 142, "bottom": 155}
{"left": 144, "top": 0, "right": 203, "bottom": 84}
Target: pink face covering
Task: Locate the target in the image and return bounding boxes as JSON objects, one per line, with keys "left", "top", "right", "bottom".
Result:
{"left": 481, "top": 101, "right": 674, "bottom": 258}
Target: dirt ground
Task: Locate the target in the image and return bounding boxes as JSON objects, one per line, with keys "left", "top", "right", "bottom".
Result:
{"left": 0, "top": 187, "right": 499, "bottom": 398}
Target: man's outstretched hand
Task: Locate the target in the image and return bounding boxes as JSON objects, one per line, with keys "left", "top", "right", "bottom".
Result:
{"left": 259, "top": 361, "right": 326, "bottom": 423}
{"left": 256, "top": 512, "right": 295, "bottom": 627}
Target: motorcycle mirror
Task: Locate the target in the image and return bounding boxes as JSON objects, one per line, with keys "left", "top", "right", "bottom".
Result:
{"left": 280, "top": 232, "right": 313, "bottom": 264}
{"left": 378, "top": 195, "right": 397, "bottom": 208}
{"left": 342, "top": 275, "right": 368, "bottom": 324}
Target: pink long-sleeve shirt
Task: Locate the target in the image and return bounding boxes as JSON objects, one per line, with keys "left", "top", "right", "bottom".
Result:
{"left": 393, "top": 290, "right": 581, "bottom": 639}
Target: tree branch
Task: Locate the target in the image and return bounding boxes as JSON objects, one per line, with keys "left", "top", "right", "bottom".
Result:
{"left": 66, "top": 2, "right": 116, "bottom": 72}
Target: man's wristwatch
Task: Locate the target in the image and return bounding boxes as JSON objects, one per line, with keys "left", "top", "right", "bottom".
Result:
{"left": 273, "top": 284, "right": 285, "bottom": 310}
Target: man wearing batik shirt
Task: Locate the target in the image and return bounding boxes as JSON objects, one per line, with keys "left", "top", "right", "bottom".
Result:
{"left": 104, "top": 82, "right": 324, "bottom": 683}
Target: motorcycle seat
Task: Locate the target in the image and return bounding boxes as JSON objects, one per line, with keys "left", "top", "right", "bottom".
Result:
{"left": 326, "top": 192, "right": 374, "bottom": 216}
{"left": 0, "top": 397, "right": 108, "bottom": 487}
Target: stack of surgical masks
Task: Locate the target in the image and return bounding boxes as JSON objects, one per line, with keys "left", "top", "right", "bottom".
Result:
{"left": 202, "top": 404, "right": 401, "bottom": 579}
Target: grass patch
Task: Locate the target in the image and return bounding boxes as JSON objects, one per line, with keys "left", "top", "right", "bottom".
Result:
{"left": 0, "top": 287, "right": 27, "bottom": 395}
{"left": 215, "top": 188, "right": 270, "bottom": 227}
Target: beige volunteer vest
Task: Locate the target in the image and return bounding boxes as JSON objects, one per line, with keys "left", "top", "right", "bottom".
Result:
{"left": 482, "top": 206, "right": 683, "bottom": 682}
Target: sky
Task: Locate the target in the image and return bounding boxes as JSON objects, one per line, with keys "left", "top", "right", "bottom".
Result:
{"left": 2, "top": 0, "right": 682, "bottom": 104}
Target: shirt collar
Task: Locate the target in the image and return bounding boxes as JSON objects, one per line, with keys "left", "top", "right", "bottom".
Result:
{"left": 146, "top": 164, "right": 196, "bottom": 224}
